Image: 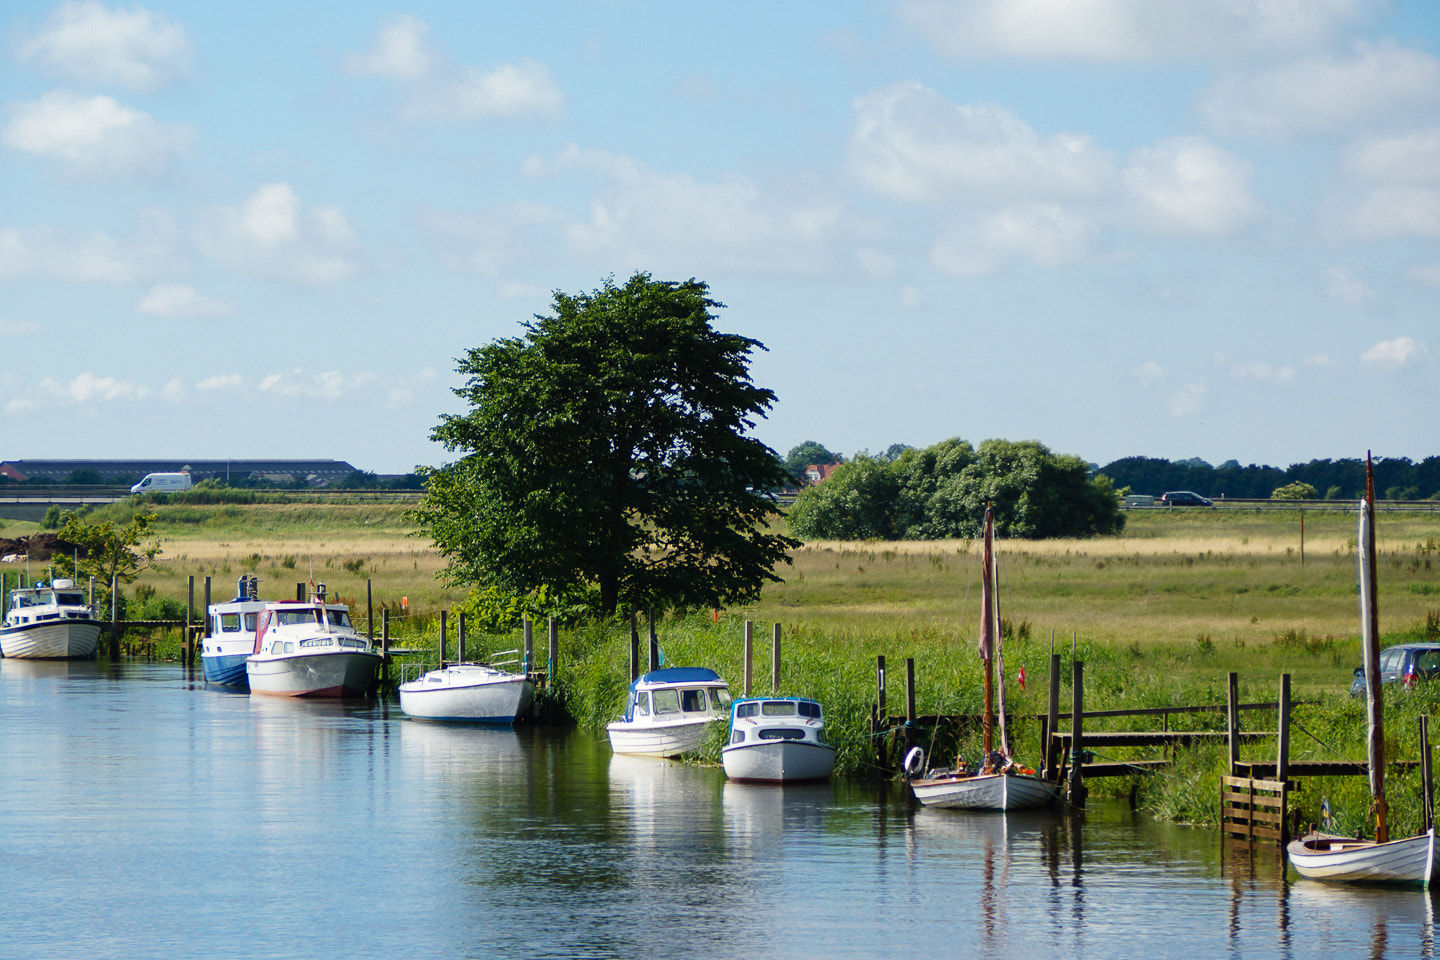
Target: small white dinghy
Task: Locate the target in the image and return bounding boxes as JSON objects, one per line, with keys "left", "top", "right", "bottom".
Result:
{"left": 399, "top": 663, "right": 534, "bottom": 724}
{"left": 606, "top": 668, "right": 732, "bottom": 758}
{"left": 1287, "top": 828, "right": 1435, "bottom": 886}
{"left": 722, "top": 697, "right": 835, "bottom": 783}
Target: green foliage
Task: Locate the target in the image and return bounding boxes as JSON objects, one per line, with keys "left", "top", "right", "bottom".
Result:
{"left": 459, "top": 582, "right": 598, "bottom": 634}
{"left": 1271, "top": 481, "right": 1318, "bottom": 500}
{"left": 781, "top": 440, "right": 842, "bottom": 483}
{"left": 51, "top": 511, "right": 160, "bottom": 613}
{"left": 415, "top": 272, "right": 799, "bottom": 616}
{"left": 64, "top": 469, "right": 105, "bottom": 485}
{"left": 787, "top": 437, "right": 1126, "bottom": 541}
{"left": 40, "top": 505, "right": 64, "bottom": 530}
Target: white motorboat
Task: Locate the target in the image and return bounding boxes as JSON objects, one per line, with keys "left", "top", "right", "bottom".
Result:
{"left": 722, "top": 697, "right": 835, "bottom": 783}
{"left": 202, "top": 575, "right": 266, "bottom": 689}
{"left": 399, "top": 663, "right": 535, "bottom": 724}
{"left": 1287, "top": 457, "right": 1436, "bottom": 886}
{"left": 907, "top": 505, "right": 1058, "bottom": 812}
{"left": 606, "top": 667, "right": 732, "bottom": 758}
{"left": 1, "top": 578, "right": 101, "bottom": 660}
{"left": 245, "top": 587, "right": 382, "bottom": 697}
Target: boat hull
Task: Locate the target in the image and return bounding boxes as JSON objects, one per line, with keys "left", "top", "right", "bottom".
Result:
{"left": 202, "top": 651, "right": 250, "bottom": 689}
{"left": 722, "top": 740, "right": 835, "bottom": 783}
{"left": 607, "top": 717, "right": 720, "bottom": 758}
{"left": 0, "top": 619, "right": 101, "bottom": 660}
{"left": 247, "top": 650, "right": 382, "bottom": 697}
{"left": 911, "top": 771, "right": 1059, "bottom": 811}
{"left": 1287, "top": 828, "right": 1435, "bottom": 886}
{"left": 399, "top": 666, "right": 534, "bottom": 724}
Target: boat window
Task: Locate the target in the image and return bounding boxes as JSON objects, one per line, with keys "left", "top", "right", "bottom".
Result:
{"left": 735, "top": 702, "right": 758, "bottom": 719}
{"left": 633, "top": 693, "right": 650, "bottom": 716}
{"left": 276, "top": 609, "right": 320, "bottom": 626}
{"left": 798, "top": 701, "right": 821, "bottom": 719}
{"left": 761, "top": 701, "right": 796, "bottom": 716}
{"left": 652, "top": 690, "right": 680, "bottom": 714}
{"left": 57, "top": 593, "right": 85, "bottom": 607}
{"left": 681, "top": 689, "right": 708, "bottom": 712}
{"left": 815, "top": 728, "right": 827, "bottom": 744}
{"left": 244, "top": 613, "right": 258, "bottom": 631}
{"left": 731, "top": 731, "right": 745, "bottom": 745}
{"left": 337, "top": 638, "right": 367, "bottom": 649}
{"left": 326, "top": 609, "right": 351, "bottom": 628}
{"left": 284, "top": 642, "right": 294, "bottom": 653}
{"left": 300, "top": 638, "right": 334, "bottom": 648}
{"left": 759, "top": 729, "right": 805, "bottom": 740}
{"left": 710, "top": 688, "right": 732, "bottom": 709}
{"left": 220, "top": 613, "right": 241, "bottom": 632}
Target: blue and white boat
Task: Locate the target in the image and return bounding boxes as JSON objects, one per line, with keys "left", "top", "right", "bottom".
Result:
{"left": 202, "top": 576, "right": 266, "bottom": 689}
{"left": 606, "top": 667, "right": 732, "bottom": 758}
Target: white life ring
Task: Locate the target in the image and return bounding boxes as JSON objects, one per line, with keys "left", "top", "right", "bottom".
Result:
{"left": 903, "top": 746, "right": 926, "bottom": 776}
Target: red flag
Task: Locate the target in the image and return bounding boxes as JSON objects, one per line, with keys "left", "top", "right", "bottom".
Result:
{"left": 1017, "top": 666, "right": 1026, "bottom": 692}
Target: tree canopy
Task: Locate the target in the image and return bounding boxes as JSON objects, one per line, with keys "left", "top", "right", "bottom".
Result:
{"left": 781, "top": 440, "right": 842, "bottom": 483}
{"left": 787, "top": 438, "right": 1124, "bottom": 540}
{"left": 415, "top": 272, "right": 798, "bottom": 618}
{"left": 52, "top": 511, "right": 160, "bottom": 613}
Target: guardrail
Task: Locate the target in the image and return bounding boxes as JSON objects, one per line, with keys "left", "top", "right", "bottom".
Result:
{"left": 1127, "top": 498, "right": 1440, "bottom": 513}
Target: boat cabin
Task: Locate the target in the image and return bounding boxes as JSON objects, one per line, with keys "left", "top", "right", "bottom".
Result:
{"left": 622, "top": 667, "right": 732, "bottom": 722}
{"left": 728, "top": 698, "right": 826, "bottom": 745}
{"left": 5, "top": 580, "right": 92, "bottom": 626}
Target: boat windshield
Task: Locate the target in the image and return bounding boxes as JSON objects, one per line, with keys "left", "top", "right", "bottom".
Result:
{"left": 761, "top": 701, "right": 797, "bottom": 716}
{"left": 652, "top": 690, "right": 681, "bottom": 715}
{"left": 633, "top": 693, "right": 651, "bottom": 716}
{"left": 710, "top": 688, "right": 732, "bottom": 709}
{"left": 798, "top": 701, "right": 821, "bottom": 719}
{"left": 275, "top": 608, "right": 322, "bottom": 626}
{"left": 326, "top": 609, "right": 351, "bottom": 628}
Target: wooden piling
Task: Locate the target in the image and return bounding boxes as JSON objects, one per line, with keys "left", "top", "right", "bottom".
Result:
{"left": 647, "top": 609, "right": 658, "bottom": 672}
{"left": 203, "top": 577, "right": 211, "bottom": 637}
{"left": 186, "top": 575, "right": 194, "bottom": 665}
{"left": 366, "top": 579, "right": 373, "bottom": 641}
{"left": 439, "top": 610, "right": 448, "bottom": 665}
{"left": 743, "top": 620, "right": 753, "bottom": 697}
{"left": 458, "top": 612, "right": 467, "bottom": 663}
{"left": 629, "top": 612, "right": 639, "bottom": 682}
{"left": 772, "top": 622, "right": 782, "bottom": 694}
{"left": 548, "top": 617, "right": 559, "bottom": 682}
{"left": 523, "top": 619, "right": 534, "bottom": 674}
{"left": 381, "top": 609, "right": 390, "bottom": 686}
{"left": 296, "top": 582, "right": 304, "bottom": 602}
{"left": 905, "top": 657, "right": 917, "bottom": 753}
{"left": 1045, "top": 653, "right": 1061, "bottom": 780}
{"left": 1276, "top": 674, "right": 1291, "bottom": 783}
{"left": 1069, "top": 660, "right": 1086, "bottom": 807}
{"left": 1227, "top": 672, "right": 1240, "bottom": 777}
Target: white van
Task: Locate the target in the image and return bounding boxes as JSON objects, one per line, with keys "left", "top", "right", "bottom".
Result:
{"left": 130, "top": 472, "right": 192, "bottom": 494}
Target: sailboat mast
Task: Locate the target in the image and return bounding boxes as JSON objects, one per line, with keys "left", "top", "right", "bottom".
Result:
{"left": 980, "top": 506, "right": 995, "bottom": 758}
{"left": 1361, "top": 454, "right": 1388, "bottom": 843}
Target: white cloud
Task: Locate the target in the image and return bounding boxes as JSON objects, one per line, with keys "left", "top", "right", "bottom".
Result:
{"left": 900, "top": 285, "right": 924, "bottom": 309}
{"left": 1344, "top": 129, "right": 1440, "bottom": 183}
{"left": 136, "top": 283, "right": 235, "bottom": 317}
{"left": 895, "top": 0, "right": 1365, "bottom": 63}
{"left": 419, "top": 202, "right": 562, "bottom": 277}
{"left": 0, "top": 210, "right": 181, "bottom": 282}
{"left": 1121, "top": 137, "right": 1259, "bottom": 236}
{"left": 931, "top": 203, "right": 1096, "bottom": 275}
{"left": 18, "top": 1, "right": 193, "bottom": 92}
{"left": 3, "top": 91, "right": 191, "bottom": 178}
{"left": 0, "top": 318, "right": 41, "bottom": 336}
{"left": 1406, "top": 262, "right": 1440, "bottom": 288}
{"left": 849, "top": 82, "right": 1112, "bottom": 203}
{"left": 1324, "top": 266, "right": 1377, "bottom": 305}
{"left": 346, "top": 15, "right": 563, "bottom": 122}
{"left": 1200, "top": 42, "right": 1440, "bottom": 140}
{"left": 1220, "top": 357, "right": 1297, "bottom": 385}
{"left": 197, "top": 184, "right": 361, "bottom": 285}
{"left": 1346, "top": 185, "right": 1440, "bottom": 239}
{"left": 1135, "top": 360, "right": 1206, "bottom": 415}
{"left": 530, "top": 144, "right": 870, "bottom": 277}
{"left": 255, "top": 368, "right": 380, "bottom": 400}
{"left": 196, "top": 374, "right": 245, "bottom": 391}
{"left": 41, "top": 371, "right": 149, "bottom": 403}
{"left": 1362, "top": 336, "right": 1425, "bottom": 366}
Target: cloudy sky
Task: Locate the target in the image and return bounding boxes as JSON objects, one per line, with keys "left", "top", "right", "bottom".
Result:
{"left": 2, "top": 0, "right": 1437, "bottom": 473}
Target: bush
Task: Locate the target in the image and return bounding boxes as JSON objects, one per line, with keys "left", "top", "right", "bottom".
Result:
{"left": 1271, "top": 481, "right": 1318, "bottom": 500}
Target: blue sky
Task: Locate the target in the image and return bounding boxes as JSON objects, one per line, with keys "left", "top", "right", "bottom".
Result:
{"left": 2, "top": 0, "right": 1437, "bottom": 473}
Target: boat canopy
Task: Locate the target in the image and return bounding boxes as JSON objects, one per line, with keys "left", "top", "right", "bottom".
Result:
{"left": 630, "top": 667, "right": 724, "bottom": 691}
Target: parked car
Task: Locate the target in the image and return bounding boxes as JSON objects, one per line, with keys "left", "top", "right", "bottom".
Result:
{"left": 1160, "top": 490, "right": 1213, "bottom": 507}
{"left": 1349, "top": 643, "right": 1440, "bottom": 697}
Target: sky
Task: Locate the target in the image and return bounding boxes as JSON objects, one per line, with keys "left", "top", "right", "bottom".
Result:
{"left": 2, "top": 0, "right": 1438, "bottom": 474}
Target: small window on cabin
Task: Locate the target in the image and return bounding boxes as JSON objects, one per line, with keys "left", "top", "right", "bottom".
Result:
{"left": 284, "top": 642, "right": 294, "bottom": 653}
{"left": 327, "top": 610, "right": 350, "bottom": 628}
{"left": 634, "top": 694, "right": 650, "bottom": 716}
{"left": 711, "top": 688, "right": 732, "bottom": 709}
{"left": 759, "top": 729, "right": 805, "bottom": 740}
{"left": 244, "top": 613, "right": 258, "bottom": 631}
{"left": 220, "top": 613, "right": 241, "bottom": 632}
{"left": 731, "top": 731, "right": 745, "bottom": 745}
{"left": 736, "top": 702, "right": 758, "bottom": 719}
{"left": 762, "top": 701, "right": 796, "bottom": 716}
{"left": 798, "top": 701, "right": 821, "bottom": 719}
{"left": 681, "top": 689, "right": 706, "bottom": 712}
{"left": 57, "top": 593, "right": 84, "bottom": 607}
{"left": 652, "top": 690, "right": 680, "bottom": 714}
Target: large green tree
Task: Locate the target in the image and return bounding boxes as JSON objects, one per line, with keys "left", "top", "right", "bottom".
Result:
{"left": 416, "top": 272, "right": 798, "bottom": 617}
{"left": 52, "top": 511, "right": 160, "bottom": 614}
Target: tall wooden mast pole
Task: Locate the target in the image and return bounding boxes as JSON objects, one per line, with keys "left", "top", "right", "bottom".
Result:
{"left": 1362, "top": 453, "right": 1388, "bottom": 843}
{"left": 980, "top": 506, "right": 994, "bottom": 760}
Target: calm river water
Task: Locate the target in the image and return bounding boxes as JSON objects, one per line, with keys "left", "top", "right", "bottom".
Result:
{"left": 1, "top": 659, "right": 1436, "bottom": 959}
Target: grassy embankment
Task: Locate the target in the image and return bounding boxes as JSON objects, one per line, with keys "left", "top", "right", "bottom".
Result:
{"left": 7, "top": 499, "right": 1440, "bottom": 832}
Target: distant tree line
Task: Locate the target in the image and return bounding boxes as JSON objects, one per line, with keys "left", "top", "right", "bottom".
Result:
{"left": 787, "top": 438, "right": 1124, "bottom": 541}
{"left": 1098, "top": 456, "right": 1440, "bottom": 501}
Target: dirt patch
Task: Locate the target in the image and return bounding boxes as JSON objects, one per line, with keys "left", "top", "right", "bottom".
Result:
{"left": 0, "top": 533, "right": 86, "bottom": 561}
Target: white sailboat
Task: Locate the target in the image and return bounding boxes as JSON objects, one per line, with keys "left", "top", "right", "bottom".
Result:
{"left": 1287, "top": 455, "right": 1436, "bottom": 886}
{"left": 907, "top": 506, "right": 1058, "bottom": 811}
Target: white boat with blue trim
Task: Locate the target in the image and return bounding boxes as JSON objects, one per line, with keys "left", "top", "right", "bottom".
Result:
{"left": 722, "top": 696, "right": 835, "bottom": 783}
{"left": 1, "top": 579, "right": 101, "bottom": 660}
{"left": 399, "top": 662, "right": 535, "bottom": 724}
{"left": 202, "top": 575, "right": 266, "bottom": 689}
{"left": 606, "top": 667, "right": 732, "bottom": 758}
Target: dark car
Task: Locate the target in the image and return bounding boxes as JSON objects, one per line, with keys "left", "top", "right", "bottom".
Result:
{"left": 1160, "top": 490, "right": 1213, "bottom": 507}
{"left": 1349, "top": 643, "right": 1440, "bottom": 697}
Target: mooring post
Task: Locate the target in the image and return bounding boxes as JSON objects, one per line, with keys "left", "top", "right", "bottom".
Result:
{"left": 1227, "top": 671, "right": 1240, "bottom": 778}
{"left": 523, "top": 619, "right": 534, "bottom": 674}
{"left": 647, "top": 609, "right": 658, "bottom": 671}
{"left": 203, "top": 576, "right": 211, "bottom": 638}
{"left": 629, "top": 612, "right": 639, "bottom": 681}
{"left": 743, "top": 620, "right": 753, "bottom": 697}
{"left": 439, "top": 610, "right": 448, "bottom": 666}
{"left": 366, "top": 579, "right": 373, "bottom": 641}
{"left": 381, "top": 609, "right": 390, "bottom": 686}
{"left": 905, "top": 657, "right": 917, "bottom": 753}
{"left": 1069, "top": 660, "right": 1086, "bottom": 807}
{"left": 1422, "top": 715, "right": 1435, "bottom": 833}
{"left": 186, "top": 575, "right": 195, "bottom": 665}
{"left": 772, "top": 622, "right": 782, "bottom": 694}
{"left": 1046, "top": 652, "right": 1061, "bottom": 780}
{"left": 1276, "top": 673, "right": 1291, "bottom": 783}
{"left": 876, "top": 655, "right": 888, "bottom": 771}
{"left": 457, "top": 612, "right": 467, "bottom": 663}
{"left": 108, "top": 574, "right": 118, "bottom": 660}
{"left": 296, "top": 582, "right": 304, "bottom": 602}
{"left": 548, "top": 617, "right": 559, "bottom": 685}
